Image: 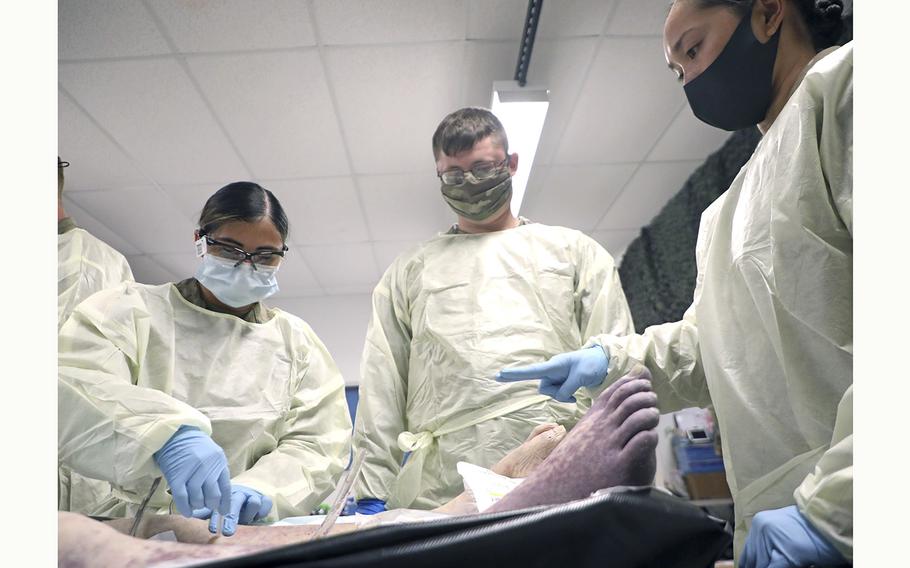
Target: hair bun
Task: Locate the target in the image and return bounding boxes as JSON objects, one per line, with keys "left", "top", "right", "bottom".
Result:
{"left": 815, "top": 0, "right": 844, "bottom": 21}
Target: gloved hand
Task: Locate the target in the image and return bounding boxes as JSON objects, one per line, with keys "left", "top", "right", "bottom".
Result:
{"left": 153, "top": 426, "right": 231, "bottom": 519}
{"left": 193, "top": 484, "right": 273, "bottom": 536}
{"left": 355, "top": 498, "right": 387, "bottom": 515}
{"left": 496, "top": 346, "right": 609, "bottom": 403}
{"left": 740, "top": 505, "right": 848, "bottom": 568}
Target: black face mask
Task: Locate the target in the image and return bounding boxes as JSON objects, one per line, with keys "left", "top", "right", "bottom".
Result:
{"left": 683, "top": 11, "right": 781, "bottom": 131}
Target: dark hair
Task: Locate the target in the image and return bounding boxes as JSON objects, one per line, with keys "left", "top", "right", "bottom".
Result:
{"left": 431, "top": 107, "right": 509, "bottom": 160}
{"left": 678, "top": 0, "right": 847, "bottom": 51}
{"left": 198, "top": 181, "right": 289, "bottom": 242}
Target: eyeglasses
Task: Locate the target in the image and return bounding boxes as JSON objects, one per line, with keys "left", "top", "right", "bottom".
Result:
{"left": 58, "top": 159, "right": 69, "bottom": 168}
{"left": 437, "top": 156, "right": 510, "bottom": 186}
{"left": 201, "top": 235, "right": 288, "bottom": 269}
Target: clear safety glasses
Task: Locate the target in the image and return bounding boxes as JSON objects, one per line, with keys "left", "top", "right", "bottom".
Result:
{"left": 197, "top": 235, "right": 288, "bottom": 270}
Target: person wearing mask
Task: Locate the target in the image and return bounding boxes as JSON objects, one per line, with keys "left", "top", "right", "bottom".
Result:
{"left": 499, "top": 1, "right": 852, "bottom": 565}
{"left": 353, "top": 107, "right": 635, "bottom": 514}
{"left": 57, "top": 156, "right": 135, "bottom": 515}
{"left": 58, "top": 182, "right": 352, "bottom": 536}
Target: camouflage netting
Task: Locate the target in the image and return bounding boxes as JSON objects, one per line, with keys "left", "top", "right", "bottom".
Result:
{"left": 618, "top": 128, "right": 761, "bottom": 333}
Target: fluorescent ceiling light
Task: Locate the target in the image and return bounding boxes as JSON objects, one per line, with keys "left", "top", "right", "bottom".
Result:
{"left": 491, "top": 80, "right": 549, "bottom": 216}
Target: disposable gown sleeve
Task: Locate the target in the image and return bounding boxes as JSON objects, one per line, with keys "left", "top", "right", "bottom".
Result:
{"left": 353, "top": 265, "right": 412, "bottom": 502}
{"left": 585, "top": 301, "right": 710, "bottom": 413}
{"left": 794, "top": 385, "right": 852, "bottom": 560}
{"left": 571, "top": 236, "right": 635, "bottom": 414}
{"left": 232, "top": 325, "right": 353, "bottom": 520}
{"left": 57, "top": 284, "right": 211, "bottom": 485}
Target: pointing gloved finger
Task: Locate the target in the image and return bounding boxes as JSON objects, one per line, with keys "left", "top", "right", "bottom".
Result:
{"left": 208, "top": 510, "right": 221, "bottom": 535}
{"left": 497, "top": 359, "right": 563, "bottom": 382}
{"left": 217, "top": 469, "right": 232, "bottom": 516}
{"left": 222, "top": 490, "right": 245, "bottom": 537}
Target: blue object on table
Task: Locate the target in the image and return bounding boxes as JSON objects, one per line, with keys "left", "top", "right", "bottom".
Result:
{"left": 672, "top": 435, "right": 725, "bottom": 474}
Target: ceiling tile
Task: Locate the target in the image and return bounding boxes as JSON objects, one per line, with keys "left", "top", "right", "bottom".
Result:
{"left": 522, "top": 163, "right": 637, "bottom": 231}
{"left": 185, "top": 51, "right": 350, "bottom": 179}
{"left": 588, "top": 229, "right": 640, "bottom": 258}
{"left": 359, "top": 173, "right": 453, "bottom": 242}
{"left": 58, "top": 93, "right": 152, "bottom": 191}
{"left": 58, "top": 0, "right": 170, "bottom": 60}
{"left": 462, "top": 41, "right": 516, "bottom": 108}
{"left": 159, "top": 183, "right": 218, "bottom": 223}
{"left": 67, "top": 188, "right": 196, "bottom": 255}
{"left": 324, "top": 43, "right": 464, "bottom": 174}
{"left": 265, "top": 178, "right": 369, "bottom": 246}
{"left": 524, "top": 38, "right": 599, "bottom": 166}
{"left": 312, "top": 0, "right": 465, "bottom": 45}
{"left": 553, "top": 37, "right": 685, "bottom": 165}
{"left": 604, "top": 0, "right": 670, "bottom": 36}
{"left": 300, "top": 243, "right": 380, "bottom": 291}
{"left": 147, "top": 0, "right": 316, "bottom": 52}
{"left": 61, "top": 196, "right": 141, "bottom": 256}
{"left": 125, "top": 254, "right": 179, "bottom": 285}
{"left": 373, "top": 240, "right": 423, "bottom": 272}
{"left": 149, "top": 252, "right": 199, "bottom": 282}
{"left": 597, "top": 160, "right": 700, "bottom": 231}
{"left": 467, "top": 0, "right": 613, "bottom": 40}
{"left": 647, "top": 107, "right": 732, "bottom": 161}
{"left": 59, "top": 59, "right": 250, "bottom": 185}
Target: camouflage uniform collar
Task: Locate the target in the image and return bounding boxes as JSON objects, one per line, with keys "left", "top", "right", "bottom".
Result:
{"left": 447, "top": 216, "right": 532, "bottom": 235}
{"left": 174, "top": 278, "right": 270, "bottom": 324}
{"left": 58, "top": 217, "right": 77, "bottom": 235}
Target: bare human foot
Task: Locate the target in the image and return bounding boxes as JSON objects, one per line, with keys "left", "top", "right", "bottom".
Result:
{"left": 488, "top": 366, "right": 659, "bottom": 513}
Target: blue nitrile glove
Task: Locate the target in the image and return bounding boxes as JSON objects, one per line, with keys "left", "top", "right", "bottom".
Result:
{"left": 193, "top": 484, "right": 273, "bottom": 536}
{"left": 740, "top": 505, "right": 848, "bottom": 568}
{"left": 355, "top": 498, "right": 387, "bottom": 515}
{"left": 496, "top": 345, "right": 609, "bottom": 403}
{"left": 153, "top": 426, "right": 231, "bottom": 519}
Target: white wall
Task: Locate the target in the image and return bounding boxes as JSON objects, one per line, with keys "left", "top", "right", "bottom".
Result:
{"left": 270, "top": 294, "right": 373, "bottom": 387}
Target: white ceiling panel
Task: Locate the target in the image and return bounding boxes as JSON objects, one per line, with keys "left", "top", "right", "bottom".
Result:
{"left": 373, "top": 240, "right": 423, "bottom": 271}
{"left": 360, "top": 173, "right": 454, "bottom": 242}
{"left": 159, "top": 183, "right": 219, "bottom": 223}
{"left": 67, "top": 188, "right": 195, "bottom": 255}
{"left": 149, "top": 252, "right": 199, "bottom": 282}
{"left": 467, "top": 0, "right": 613, "bottom": 40}
{"left": 554, "top": 37, "right": 685, "bottom": 165}
{"left": 300, "top": 243, "right": 380, "bottom": 292}
{"left": 325, "top": 43, "right": 464, "bottom": 174}
{"left": 648, "top": 107, "right": 732, "bottom": 162}
{"left": 589, "top": 229, "right": 640, "bottom": 258}
{"left": 523, "top": 163, "right": 637, "bottom": 231}
{"left": 273, "top": 247, "right": 324, "bottom": 297}
{"left": 58, "top": 0, "right": 170, "bottom": 60}
{"left": 58, "top": 94, "right": 152, "bottom": 191}
{"left": 61, "top": 196, "right": 142, "bottom": 256}
{"left": 186, "top": 51, "right": 350, "bottom": 179}
{"left": 312, "top": 0, "right": 465, "bottom": 45}
{"left": 59, "top": 59, "right": 250, "bottom": 185}
{"left": 147, "top": 0, "right": 316, "bottom": 52}
{"left": 604, "top": 0, "right": 672, "bottom": 37}
{"left": 462, "top": 41, "right": 516, "bottom": 108}
{"left": 264, "top": 178, "right": 370, "bottom": 246}
{"left": 525, "top": 38, "right": 599, "bottom": 166}
{"left": 597, "top": 160, "right": 700, "bottom": 231}
{"left": 125, "top": 254, "right": 180, "bottom": 285}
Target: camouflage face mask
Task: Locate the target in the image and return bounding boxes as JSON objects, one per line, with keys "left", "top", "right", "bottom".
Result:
{"left": 440, "top": 170, "right": 512, "bottom": 221}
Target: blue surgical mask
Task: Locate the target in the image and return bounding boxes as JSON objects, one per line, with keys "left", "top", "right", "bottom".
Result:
{"left": 195, "top": 254, "right": 280, "bottom": 308}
